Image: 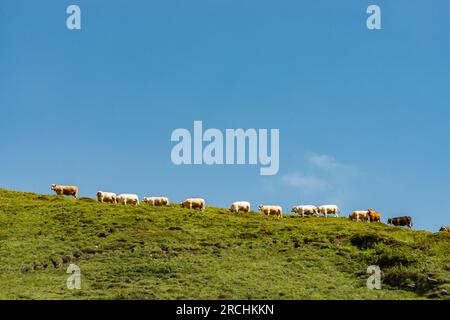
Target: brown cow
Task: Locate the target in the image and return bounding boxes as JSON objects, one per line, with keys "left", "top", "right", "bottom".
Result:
{"left": 439, "top": 226, "right": 450, "bottom": 232}
{"left": 368, "top": 208, "right": 381, "bottom": 223}
{"left": 51, "top": 184, "right": 78, "bottom": 198}
{"left": 387, "top": 216, "right": 412, "bottom": 229}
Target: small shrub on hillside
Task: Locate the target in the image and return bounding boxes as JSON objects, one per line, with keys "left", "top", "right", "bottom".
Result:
{"left": 349, "top": 233, "right": 396, "bottom": 249}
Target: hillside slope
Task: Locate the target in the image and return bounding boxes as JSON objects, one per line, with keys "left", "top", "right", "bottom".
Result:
{"left": 0, "top": 189, "right": 448, "bottom": 300}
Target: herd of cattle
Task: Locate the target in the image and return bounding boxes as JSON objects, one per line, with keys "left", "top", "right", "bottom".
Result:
{"left": 50, "top": 184, "right": 449, "bottom": 232}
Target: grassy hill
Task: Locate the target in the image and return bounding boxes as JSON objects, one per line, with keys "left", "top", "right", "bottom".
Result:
{"left": 0, "top": 189, "right": 448, "bottom": 300}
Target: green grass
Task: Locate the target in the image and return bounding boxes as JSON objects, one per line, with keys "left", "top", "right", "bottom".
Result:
{"left": 0, "top": 188, "right": 448, "bottom": 300}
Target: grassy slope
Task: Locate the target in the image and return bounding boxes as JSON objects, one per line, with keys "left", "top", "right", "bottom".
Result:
{"left": 0, "top": 189, "right": 448, "bottom": 300}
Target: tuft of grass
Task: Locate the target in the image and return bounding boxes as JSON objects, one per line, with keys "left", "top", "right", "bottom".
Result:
{"left": 0, "top": 188, "right": 448, "bottom": 300}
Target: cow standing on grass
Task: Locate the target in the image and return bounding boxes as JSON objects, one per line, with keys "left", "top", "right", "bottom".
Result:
{"left": 97, "top": 191, "right": 117, "bottom": 204}
{"left": 180, "top": 198, "right": 205, "bottom": 211}
{"left": 318, "top": 205, "right": 340, "bottom": 218}
{"left": 142, "top": 197, "right": 169, "bottom": 206}
{"left": 50, "top": 184, "right": 78, "bottom": 199}
{"left": 258, "top": 205, "right": 282, "bottom": 220}
{"left": 117, "top": 194, "right": 140, "bottom": 206}
{"left": 367, "top": 208, "right": 381, "bottom": 223}
{"left": 291, "top": 205, "right": 319, "bottom": 217}
{"left": 229, "top": 201, "right": 251, "bottom": 214}
{"left": 387, "top": 216, "right": 413, "bottom": 229}
{"left": 349, "top": 210, "right": 369, "bottom": 222}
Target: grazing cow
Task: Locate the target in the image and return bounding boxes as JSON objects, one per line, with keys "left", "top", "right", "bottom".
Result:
{"left": 367, "top": 208, "right": 381, "bottom": 223}
{"left": 439, "top": 226, "right": 450, "bottom": 232}
{"left": 96, "top": 191, "right": 117, "bottom": 204}
{"left": 258, "top": 205, "right": 282, "bottom": 220}
{"left": 142, "top": 197, "right": 169, "bottom": 206}
{"left": 180, "top": 198, "right": 205, "bottom": 211}
{"left": 349, "top": 210, "right": 369, "bottom": 222}
{"left": 318, "top": 205, "right": 340, "bottom": 218}
{"left": 291, "top": 205, "right": 318, "bottom": 217}
{"left": 117, "top": 194, "right": 140, "bottom": 206}
{"left": 50, "top": 184, "right": 78, "bottom": 198}
{"left": 387, "top": 216, "right": 413, "bottom": 229}
{"left": 229, "top": 201, "right": 251, "bottom": 214}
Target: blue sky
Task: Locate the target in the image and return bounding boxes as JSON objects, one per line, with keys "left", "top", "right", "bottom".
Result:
{"left": 1, "top": 1, "right": 449, "bottom": 231}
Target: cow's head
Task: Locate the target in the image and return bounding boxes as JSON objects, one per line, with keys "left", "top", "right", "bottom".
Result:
{"left": 50, "top": 184, "right": 57, "bottom": 190}
{"left": 387, "top": 218, "right": 392, "bottom": 224}
{"left": 258, "top": 205, "right": 263, "bottom": 211}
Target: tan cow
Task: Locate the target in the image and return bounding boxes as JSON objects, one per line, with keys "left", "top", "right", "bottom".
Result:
{"left": 142, "top": 197, "right": 169, "bottom": 206}
{"left": 367, "top": 208, "right": 382, "bottom": 223}
{"left": 181, "top": 198, "right": 205, "bottom": 211}
{"left": 258, "top": 205, "right": 282, "bottom": 220}
{"left": 97, "top": 191, "right": 117, "bottom": 204}
{"left": 229, "top": 201, "right": 251, "bottom": 213}
{"left": 50, "top": 184, "right": 78, "bottom": 198}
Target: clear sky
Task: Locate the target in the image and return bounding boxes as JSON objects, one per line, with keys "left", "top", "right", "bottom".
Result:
{"left": 1, "top": 1, "right": 449, "bottom": 231}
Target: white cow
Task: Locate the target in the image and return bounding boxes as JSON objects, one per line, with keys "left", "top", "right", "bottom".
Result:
{"left": 349, "top": 210, "right": 369, "bottom": 222}
{"left": 142, "top": 197, "right": 169, "bottom": 206}
{"left": 96, "top": 191, "right": 117, "bottom": 204}
{"left": 318, "top": 205, "right": 340, "bottom": 218}
{"left": 258, "top": 205, "right": 283, "bottom": 219}
{"left": 117, "top": 194, "right": 140, "bottom": 206}
{"left": 291, "top": 205, "right": 319, "bottom": 217}
{"left": 181, "top": 198, "right": 205, "bottom": 211}
{"left": 229, "top": 201, "right": 251, "bottom": 213}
